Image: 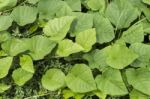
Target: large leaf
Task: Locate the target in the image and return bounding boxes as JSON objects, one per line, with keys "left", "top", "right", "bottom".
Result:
{"left": 43, "top": 16, "right": 75, "bottom": 42}
{"left": 65, "top": 64, "right": 96, "bottom": 93}
{"left": 65, "top": 0, "right": 81, "bottom": 11}
{"left": 20, "top": 55, "right": 34, "bottom": 73}
{"left": 1, "top": 38, "right": 28, "bottom": 56}
{"left": 0, "top": 57, "right": 13, "bottom": 79}
{"left": 42, "top": 69, "right": 65, "bottom": 91}
{"left": 0, "top": 31, "right": 11, "bottom": 43}
{"left": 0, "top": 84, "right": 10, "bottom": 93}
{"left": 56, "top": 39, "right": 83, "bottom": 57}
{"left": 70, "top": 13, "right": 93, "bottom": 36}
{"left": 0, "top": 15, "right": 13, "bottom": 31}
{"left": 37, "top": 0, "right": 63, "bottom": 19}
{"left": 95, "top": 68, "right": 128, "bottom": 96}
{"left": 106, "top": 43, "right": 138, "bottom": 69}
{"left": 105, "top": 0, "right": 139, "bottom": 29}
{"left": 12, "top": 68, "right": 33, "bottom": 86}
{"left": 11, "top": 6, "right": 38, "bottom": 26}
{"left": 87, "top": 0, "right": 105, "bottom": 13}
{"left": 122, "top": 24, "right": 144, "bottom": 44}
{"left": 126, "top": 68, "right": 150, "bottom": 95}
{"left": 27, "top": 35, "right": 56, "bottom": 60}
{"left": 75, "top": 29, "right": 96, "bottom": 52}
{"left": 0, "top": 0, "right": 17, "bottom": 11}
{"left": 94, "top": 13, "right": 115, "bottom": 44}
{"left": 129, "top": 89, "right": 148, "bottom": 99}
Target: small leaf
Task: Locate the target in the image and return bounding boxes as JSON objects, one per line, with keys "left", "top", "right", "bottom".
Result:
{"left": 75, "top": 29, "right": 96, "bottom": 52}
{"left": 0, "top": 15, "right": 13, "bottom": 31}
{"left": 122, "top": 24, "right": 144, "bottom": 44}
{"left": 0, "top": 0, "right": 17, "bottom": 11}
{"left": 126, "top": 68, "right": 150, "bottom": 95}
{"left": 27, "top": 0, "right": 39, "bottom": 4}
{"left": 87, "top": 0, "right": 105, "bottom": 13}
{"left": 20, "top": 55, "right": 34, "bottom": 73}
{"left": 0, "top": 57, "right": 13, "bottom": 79}
{"left": 57, "top": 39, "right": 83, "bottom": 57}
{"left": 12, "top": 68, "right": 33, "bottom": 86}
{"left": 65, "top": 0, "right": 81, "bottom": 11}
{"left": 11, "top": 6, "right": 38, "bottom": 26}
{"left": 142, "top": 0, "right": 150, "bottom": 5}
{"left": 130, "top": 89, "right": 148, "bottom": 99}
{"left": 95, "top": 68, "right": 128, "bottom": 96}
{"left": 0, "top": 31, "right": 11, "bottom": 43}
{"left": 106, "top": 43, "right": 138, "bottom": 69}
{"left": 0, "top": 84, "right": 10, "bottom": 93}
{"left": 43, "top": 16, "right": 75, "bottom": 42}
{"left": 42, "top": 69, "right": 65, "bottom": 91}
{"left": 65, "top": 64, "right": 97, "bottom": 93}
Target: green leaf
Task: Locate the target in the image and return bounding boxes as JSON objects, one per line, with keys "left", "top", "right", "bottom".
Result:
{"left": 75, "top": 28, "right": 96, "bottom": 52}
{"left": 27, "top": 0, "right": 39, "bottom": 4}
{"left": 94, "top": 13, "right": 115, "bottom": 44}
{"left": 20, "top": 55, "right": 34, "bottom": 73}
{"left": 42, "top": 69, "right": 65, "bottom": 91}
{"left": 0, "top": 31, "right": 11, "bottom": 43}
{"left": 142, "top": 0, "right": 150, "bottom": 5}
{"left": 95, "top": 68, "right": 128, "bottom": 96}
{"left": 56, "top": 2, "right": 72, "bottom": 17}
{"left": 130, "top": 43, "right": 150, "bottom": 62}
{"left": 0, "top": 0, "right": 17, "bottom": 11}
{"left": 83, "top": 48, "right": 109, "bottom": 70}
{"left": 126, "top": 68, "right": 150, "bottom": 95}
{"left": 12, "top": 68, "right": 33, "bottom": 86}
{"left": 0, "top": 84, "right": 10, "bottom": 93}
{"left": 105, "top": 0, "right": 139, "bottom": 29}
{"left": 93, "top": 91, "right": 107, "bottom": 99}
{"left": 106, "top": 43, "right": 138, "bottom": 69}
{"left": 27, "top": 35, "right": 56, "bottom": 60}
{"left": 0, "top": 50, "right": 8, "bottom": 57}
{"left": 37, "top": 0, "right": 63, "bottom": 19}
{"left": 64, "top": 0, "right": 81, "bottom": 11}
{"left": 11, "top": 6, "right": 38, "bottom": 26}
{"left": 70, "top": 13, "right": 93, "bottom": 36}
{"left": 0, "top": 57, "right": 13, "bottom": 79}
{"left": 129, "top": 89, "right": 148, "bottom": 99}
{"left": 87, "top": 0, "right": 105, "bottom": 12}
{"left": 43, "top": 16, "right": 75, "bottom": 42}
{"left": 141, "top": 21, "right": 150, "bottom": 34}
{"left": 0, "top": 15, "right": 13, "bottom": 31}
{"left": 1, "top": 38, "right": 28, "bottom": 56}
{"left": 65, "top": 64, "right": 96, "bottom": 93}
{"left": 122, "top": 24, "right": 144, "bottom": 44}
{"left": 56, "top": 39, "right": 83, "bottom": 57}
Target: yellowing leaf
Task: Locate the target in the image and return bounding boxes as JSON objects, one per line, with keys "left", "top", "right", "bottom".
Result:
{"left": 57, "top": 39, "right": 83, "bottom": 57}
{"left": 76, "top": 29, "right": 96, "bottom": 52}
{"left": 20, "top": 55, "right": 34, "bottom": 73}
{"left": 12, "top": 68, "right": 33, "bottom": 86}
{"left": 0, "top": 57, "right": 13, "bottom": 79}
{"left": 42, "top": 69, "right": 65, "bottom": 91}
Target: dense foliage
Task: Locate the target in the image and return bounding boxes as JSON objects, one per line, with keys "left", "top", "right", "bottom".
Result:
{"left": 0, "top": 0, "right": 150, "bottom": 99}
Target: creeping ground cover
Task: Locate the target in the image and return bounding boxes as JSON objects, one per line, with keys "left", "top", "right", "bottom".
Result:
{"left": 0, "top": 0, "right": 150, "bottom": 98}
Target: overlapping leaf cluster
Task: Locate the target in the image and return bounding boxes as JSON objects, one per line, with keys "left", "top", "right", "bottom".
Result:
{"left": 0, "top": 0, "right": 150, "bottom": 98}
